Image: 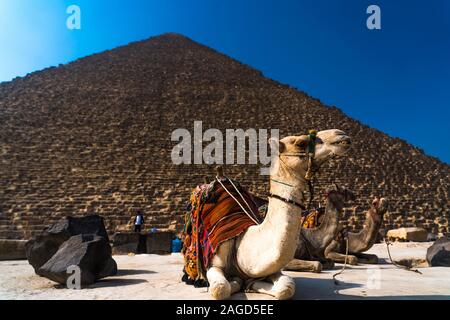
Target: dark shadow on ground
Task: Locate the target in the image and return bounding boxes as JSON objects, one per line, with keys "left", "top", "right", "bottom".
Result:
{"left": 291, "top": 274, "right": 450, "bottom": 300}
{"left": 53, "top": 278, "right": 148, "bottom": 289}
{"left": 89, "top": 278, "right": 148, "bottom": 288}
{"left": 293, "top": 276, "right": 363, "bottom": 300}
{"left": 116, "top": 269, "right": 156, "bottom": 276}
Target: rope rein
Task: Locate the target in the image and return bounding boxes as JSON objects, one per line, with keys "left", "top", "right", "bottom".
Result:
{"left": 333, "top": 236, "right": 422, "bottom": 286}
{"left": 332, "top": 237, "right": 349, "bottom": 285}
{"left": 384, "top": 238, "right": 422, "bottom": 274}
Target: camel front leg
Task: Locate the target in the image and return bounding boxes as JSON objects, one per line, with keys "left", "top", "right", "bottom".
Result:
{"left": 229, "top": 277, "right": 243, "bottom": 295}
{"left": 319, "top": 258, "right": 335, "bottom": 270}
{"left": 284, "top": 259, "right": 322, "bottom": 273}
{"left": 325, "top": 252, "right": 359, "bottom": 265}
{"left": 249, "top": 272, "right": 296, "bottom": 300}
{"left": 354, "top": 252, "right": 379, "bottom": 264}
{"left": 206, "top": 267, "right": 232, "bottom": 300}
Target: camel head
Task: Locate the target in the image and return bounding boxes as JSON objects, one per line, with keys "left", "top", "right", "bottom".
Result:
{"left": 326, "top": 185, "right": 356, "bottom": 210}
{"left": 270, "top": 129, "right": 351, "bottom": 182}
{"left": 370, "top": 197, "right": 389, "bottom": 216}
{"left": 315, "top": 129, "right": 352, "bottom": 163}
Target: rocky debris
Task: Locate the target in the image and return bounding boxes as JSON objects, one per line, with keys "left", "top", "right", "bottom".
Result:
{"left": 0, "top": 239, "right": 27, "bottom": 260}
{"left": 387, "top": 227, "right": 429, "bottom": 242}
{"left": 26, "top": 215, "right": 109, "bottom": 271}
{"left": 426, "top": 237, "right": 450, "bottom": 267}
{"left": 0, "top": 33, "right": 448, "bottom": 240}
{"left": 26, "top": 215, "right": 116, "bottom": 285}
{"left": 37, "top": 234, "right": 117, "bottom": 285}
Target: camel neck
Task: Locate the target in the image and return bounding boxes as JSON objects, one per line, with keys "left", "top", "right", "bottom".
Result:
{"left": 236, "top": 175, "right": 306, "bottom": 277}
{"left": 301, "top": 193, "right": 341, "bottom": 251}
{"left": 269, "top": 175, "right": 307, "bottom": 207}
{"left": 363, "top": 211, "right": 383, "bottom": 237}
{"left": 349, "top": 210, "right": 384, "bottom": 252}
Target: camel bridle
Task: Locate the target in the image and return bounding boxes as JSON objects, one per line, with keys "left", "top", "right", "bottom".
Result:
{"left": 269, "top": 130, "right": 319, "bottom": 211}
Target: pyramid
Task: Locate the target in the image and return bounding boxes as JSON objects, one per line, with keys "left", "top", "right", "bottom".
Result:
{"left": 0, "top": 33, "right": 448, "bottom": 239}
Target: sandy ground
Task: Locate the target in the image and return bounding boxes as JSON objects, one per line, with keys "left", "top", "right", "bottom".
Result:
{"left": 0, "top": 242, "right": 449, "bottom": 300}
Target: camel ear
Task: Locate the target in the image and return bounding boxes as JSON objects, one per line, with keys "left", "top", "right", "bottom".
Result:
{"left": 268, "top": 137, "right": 285, "bottom": 154}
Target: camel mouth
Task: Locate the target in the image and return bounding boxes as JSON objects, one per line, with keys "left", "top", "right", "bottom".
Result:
{"left": 329, "top": 136, "right": 352, "bottom": 157}
{"left": 332, "top": 137, "right": 351, "bottom": 146}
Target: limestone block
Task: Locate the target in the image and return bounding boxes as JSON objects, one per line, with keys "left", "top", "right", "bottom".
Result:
{"left": 387, "top": 227, "right": 428, "bottom": 242}
{"left": 112, "top": 232, "right": 143, "bottom": 255}
{"left": 0, "top": 239, "right": 27, "bottom": 260}
{"left": 146, "top": 230, "right": 174, "bottom": 254}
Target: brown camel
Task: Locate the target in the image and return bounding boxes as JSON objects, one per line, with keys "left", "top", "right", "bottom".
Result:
{"left": 284, "top": 185, "right": 355, "bottom": 273}
{"left": 324, "top": 197, "right": 388, "bottom": 265}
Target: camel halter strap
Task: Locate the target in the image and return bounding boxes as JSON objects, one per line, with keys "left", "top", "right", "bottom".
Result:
{"left": 305, "top": 130, "right": 317, "bottom": 180}
{"left": 305, "top": 130, "right": 317, "bottom": 208}
{"left": 268, "top": 193, "right": 306, "bottom": 211}
{"left": 273, "top": 129, "right": 318, "bottom": 209}
{"left": 279, "top": 129, "right": 317, "bottom": 179}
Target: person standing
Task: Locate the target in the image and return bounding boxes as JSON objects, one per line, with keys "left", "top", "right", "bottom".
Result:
{"left": 134, "top": 210, "right": 144, "bottom": 233}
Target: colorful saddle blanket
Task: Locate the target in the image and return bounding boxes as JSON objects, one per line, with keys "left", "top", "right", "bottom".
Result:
{"left": 181, "top": 178, "right": 261, "bottom": 282}
{"left": 300, "top": 207, "right": 325, "bottom": 229}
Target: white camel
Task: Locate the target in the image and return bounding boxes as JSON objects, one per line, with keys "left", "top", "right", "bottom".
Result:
{"left": 206, "top": 129, "right": 352, "bottom": 299}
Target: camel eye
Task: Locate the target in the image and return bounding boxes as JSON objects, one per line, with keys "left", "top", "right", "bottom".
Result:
{"left": 296, "top": 140, "right": 308, "bottom": 150}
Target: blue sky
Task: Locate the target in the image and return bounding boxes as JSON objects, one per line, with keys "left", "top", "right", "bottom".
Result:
{"left": 0, "top": 0, "right": 449, "bottom": 163}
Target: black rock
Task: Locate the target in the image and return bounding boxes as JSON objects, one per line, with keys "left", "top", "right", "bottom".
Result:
{"left": 26, "top": 215, "right": 110, "bottom": 272}
{"left": 426, "top": 237, "right": 450, "bottom": 267}
{"left": 37, "top": 234, "right": 117, "bottom": 285}
{"left": 25, "top": 227, "right": 71, "bottom": 272}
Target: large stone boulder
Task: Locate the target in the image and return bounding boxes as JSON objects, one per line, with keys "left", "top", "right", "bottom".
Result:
{"left": 427, "top": 237, "right": 450, "bottom": 267}
{"left": 26, "top": 215, "right": 109, "bottom": 271}
{"left": 386, "top": 227, "right": 428, "bottom": 242}
{"left": 38, "top": 234, "right": 117, "bottom": 285}
{"left": 0, "top": 240, "right": 27, "bottom": 260}
{"left": 112, "top": 232, "right": 145, "bottom": 255}
{"left": 146, "top": 230, "right": 174, "bottom": 254}
{"left": 112, "top": 231, "right": 174, "bottom": 255}
{"left": 26, "top": 215, "right": 116, "bottom": 285}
